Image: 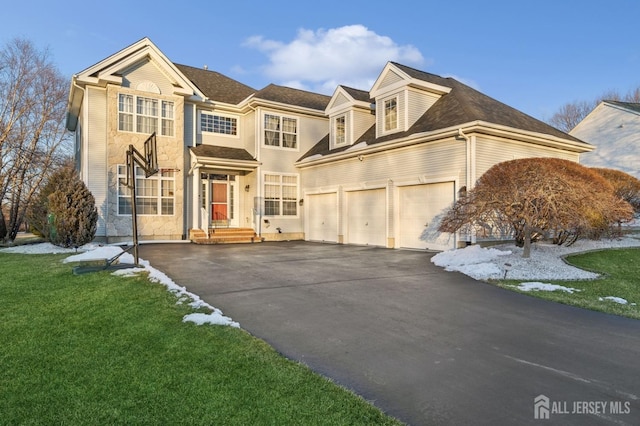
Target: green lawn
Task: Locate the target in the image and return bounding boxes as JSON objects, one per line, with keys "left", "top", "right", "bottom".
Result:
{"left": 496, "top": 248, "right": 640, "bottom": 319}
{"left": 0, "top": 252, "right": 402, "bottom": 425}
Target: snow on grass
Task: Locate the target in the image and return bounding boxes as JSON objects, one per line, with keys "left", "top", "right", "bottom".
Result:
{"left": 1, "top": 242, "right": 239, "bottom": 328}
{"left": 598, "top": 296, "right": 632, "bottom": 305}
{"left": 515, "top": 282, "right": 581, "bottom": 293}
{"left": 431, "top": 234, "right": 640, "bottom": 281}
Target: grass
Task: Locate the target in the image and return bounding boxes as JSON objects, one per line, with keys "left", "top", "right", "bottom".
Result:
{"left": 0, "top": 252, "right": 402, "bottom": 425}
{"left": 495, "top": 248, "right": 640, "bottom": 319}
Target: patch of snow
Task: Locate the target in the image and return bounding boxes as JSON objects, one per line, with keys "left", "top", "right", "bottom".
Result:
{"left": 431, "top": 234, "right": 640, "bottom": 281}
{"left": 183, "top": 312, "right": 240, "bottom": 327}
{"left": 0, "top": 242, "right": 78, "bottom": 254}
{"left": 599, "top": 296, "right": 629, "bottom": 305}
{"left": 515, "top": 282, "right": 581, "bottom": 293}
{"left": 62, "top": 246, "right": 126, "bottom": 263}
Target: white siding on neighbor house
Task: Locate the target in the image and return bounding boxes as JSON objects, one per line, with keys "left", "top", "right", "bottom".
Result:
{"left": 407, "top": 88, "right": 440, "bottom": 129}
{"left": 571, "top": 104, "right": 640, "bottom": 178}
{"left": 86, "top": 86, "right": 108, "bottom": 236}
{"left": 121, "top": 60, "right": 176, "bottom": 95}
{"left": 474, "top": 136, "right": 580, "bottom": 179}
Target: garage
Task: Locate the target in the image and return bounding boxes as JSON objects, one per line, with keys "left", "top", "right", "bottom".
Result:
{"left": 307, "top": 192, "right": 338, "bottom": 242}
{"left": 398, "top": 182, "right": 455, "bottom": 251}
{"left": 346, "top": 189, "right": 386, "bottom": 246}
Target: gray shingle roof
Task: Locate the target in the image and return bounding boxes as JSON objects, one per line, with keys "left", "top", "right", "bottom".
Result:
{"left": 299, "top": 62, "right": 587, "bottom": 160}
{"left": 190, "top": 145, "right": 257, "bottom": 162}
{"left": 605, "top": 100, "right": 640, "bottom": 114}
{"left": 175, "top": 64, "right": 256, "bottom": 105}
{"left": 340, "top": 85, "right": 372, "bottom": 103}
{"left": 253, "top": 84, "right": 331, "bottom": 110}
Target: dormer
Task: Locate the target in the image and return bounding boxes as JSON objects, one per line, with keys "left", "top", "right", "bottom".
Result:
{"left": 325, "top": 86, "right": 375, "bottom": 150}
{"left": 369, "top": 62, "right": 452, "bottom": 138}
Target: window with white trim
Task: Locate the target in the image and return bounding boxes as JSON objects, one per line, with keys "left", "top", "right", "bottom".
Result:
{"left": 384, "top": 97, "right": 398, "bottom": 131}
{"left": 264, "top": 114, "right": 297, "bottom": 149}
{"left": 200, "top": 112, "right": 237, "bottom": 135}
{"left": 264, "top": 173, "right": 298, "bottom": 216}
{"left": 334, "top": 115, "right": 346, "bottom": 146}
{"left": 118, "top": 94, "right": 174, "bottom": 137}
{"left": 117, "top": 165, "right": 175, "bottom": 215}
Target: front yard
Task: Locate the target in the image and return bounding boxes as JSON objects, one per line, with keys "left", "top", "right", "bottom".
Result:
{"left": 0, "top": 252, "right": 401, "bottom": 425}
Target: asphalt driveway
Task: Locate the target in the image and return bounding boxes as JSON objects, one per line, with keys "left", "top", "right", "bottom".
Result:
{"left": 139, "top": 241, "right": 640, "bottom": 425}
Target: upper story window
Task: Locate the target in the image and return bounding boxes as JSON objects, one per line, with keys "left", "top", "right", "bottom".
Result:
{"left": 264, "top": 113, "right": 297, "bottom": 149}
{"left": 200, "top": 112, "right": 237, "bottom": 135}
{"left": 264, "top": 173, "right": 298, "bottom": 216}
{"left": 118, "top": 94, "right": 174, "bottom": 137}
{"left": 384, "top": 97, "right": 398, "bottom": 131}
{"left": 334, "top": 115, "right": 346, "bottom": 146}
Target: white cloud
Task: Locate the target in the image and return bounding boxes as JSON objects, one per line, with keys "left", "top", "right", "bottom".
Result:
{"left": 244, "top": 25, "right": 426, "bottom": 93}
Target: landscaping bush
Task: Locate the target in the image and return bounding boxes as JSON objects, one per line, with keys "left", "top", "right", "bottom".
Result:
{"left": 27, "top": 165, "right": 97, "bottom": 247}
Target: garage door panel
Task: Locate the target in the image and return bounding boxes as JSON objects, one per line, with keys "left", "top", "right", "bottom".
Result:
{"left": 308, "top": 193, "right": 338, "bottom": 242}
{"left": 347, "top": 189, "right": 386, "bottom": 247}
{"left": 399, "top": 182, "right": 455, "bottom": 251}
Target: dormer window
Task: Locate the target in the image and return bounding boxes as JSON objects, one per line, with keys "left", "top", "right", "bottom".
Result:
{"left": 335, "top": 115, "right": 346, "bottom": 146}
{"left": 384, "top": 97, "right": 398, "bottom": 131}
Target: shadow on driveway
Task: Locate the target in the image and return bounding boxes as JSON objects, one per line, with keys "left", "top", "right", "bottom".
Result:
{"left": 139, "top": 241, "right": 640, "bottom": 425}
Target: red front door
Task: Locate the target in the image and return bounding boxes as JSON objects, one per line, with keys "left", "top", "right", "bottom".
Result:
{"left": 211, "top": 182, "right": 228, "bottom": 221}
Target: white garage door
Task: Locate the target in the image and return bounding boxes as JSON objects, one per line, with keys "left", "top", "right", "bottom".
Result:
{"left": 347, "top": 189, "right": 386, "bottom": 246}
{"left": 307, "top": 193, "right": 338, "bottom": 242}
{"left": 399, "top": 182, "right": 455, "bottom": 251}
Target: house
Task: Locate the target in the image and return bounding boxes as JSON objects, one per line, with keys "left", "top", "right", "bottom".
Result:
{"left": 570, "top": 101, "right": 640, "bottom": 178}
{"left": 66, "top": 37, "right": 593, "bottom": 250}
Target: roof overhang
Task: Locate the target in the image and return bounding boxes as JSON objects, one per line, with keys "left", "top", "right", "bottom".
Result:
{"left": 189, "top": 148, "right": 261, "bottom": 174}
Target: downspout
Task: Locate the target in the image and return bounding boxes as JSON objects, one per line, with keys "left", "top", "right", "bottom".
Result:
{"left": 458, "top": 128, "right": 476, "bottom": 244}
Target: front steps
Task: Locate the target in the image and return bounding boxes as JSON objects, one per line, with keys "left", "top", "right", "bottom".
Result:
{"left": 189, "top": 228, "right": 263, "bottom": 245}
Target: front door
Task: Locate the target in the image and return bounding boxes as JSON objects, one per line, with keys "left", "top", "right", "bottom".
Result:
{"left": 211, "top": 182, "right": 228, "bottom": 223}
{"left": 201, "top": 173, "right": 238, "bottom": 227}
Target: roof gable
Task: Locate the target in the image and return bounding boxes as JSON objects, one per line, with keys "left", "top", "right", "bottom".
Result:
{"left": 74, "top": 37, "right": 195, "bottom": 97}
{"left": 325, "top": 85, "right": 372, "bottom": 115}
{"left": 370, "top": 62, "right": 452, "bottom": 98}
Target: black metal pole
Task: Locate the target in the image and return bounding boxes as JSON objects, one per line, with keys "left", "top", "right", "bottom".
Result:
{"left": 128, "top": 146, "right": 139, "bottom": 265}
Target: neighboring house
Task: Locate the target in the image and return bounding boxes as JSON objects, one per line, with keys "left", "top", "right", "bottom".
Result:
{"left": 570, "top": 101, "right": 640, "bottom": 178}
{"left": 66, "top": 37, "right": 592, "bottom": 251}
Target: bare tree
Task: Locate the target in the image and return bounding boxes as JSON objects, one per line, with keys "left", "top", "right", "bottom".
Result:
{"left": 439, "top": 158, "right": 633, "bottom": 258}
{"left": 0, "top": 38, "right": 70, "bottom": 242}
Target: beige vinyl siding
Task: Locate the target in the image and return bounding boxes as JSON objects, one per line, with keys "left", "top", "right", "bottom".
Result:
{"left": 303, "top": 139, "right": 466, "bottom": 189}
{"left": 122, "top": 60, "right": 176, "bottom": 95}
{"left": 333, "top": 92, "right": 350, "bottom": 108}
{"left": 352, "top": 109, "right": 375, "bottom": 142}
{"left": 407, "top": 88, "right": 440, "bottom": 129}
{"left": 243, "top": 109, "right": 256, "bottom": 157}
{"left": 378, "top": 69, "right": 404, "bottom": 90}
{"left": 86, "top": 86, "right": 108, "bottom": 236}
{"left": 474, "top": 136, "right": 580, "bottom": 179}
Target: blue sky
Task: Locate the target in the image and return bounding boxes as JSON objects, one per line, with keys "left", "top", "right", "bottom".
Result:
{"left": 3, "top": 0, "right": 639, "bottom": 121}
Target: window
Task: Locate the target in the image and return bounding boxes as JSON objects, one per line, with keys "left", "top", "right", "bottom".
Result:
{"left": 200, "top": 112, "right": 237, "bottom": 135}
{"left": 264, "top": 114, "right": 297, "bottom": 149}
{"left": 384, "top": 98, "right": 398, "bottom": 131}
{"left": 335, "top": 115, "right": 346, "bottom": 146}
{"left": 264, "top": 173, "right": 298, "bottom": 216}
{"left": 118, "top": 93, "right": 174, "bottom": 136}
{"left": 118, "top": 165, "right": 175, "bottom": 215}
